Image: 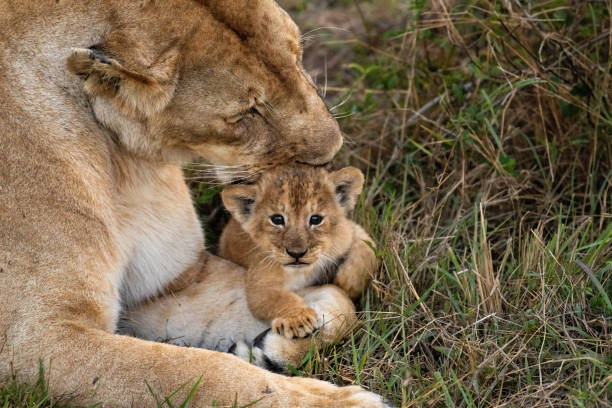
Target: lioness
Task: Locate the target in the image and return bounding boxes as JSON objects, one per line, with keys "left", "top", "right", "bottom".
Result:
{"left": 0, "top": 0, "right": 390, "bottom": 406}
{"left": 219, "top": 165, "right": 377, "bottom": 339}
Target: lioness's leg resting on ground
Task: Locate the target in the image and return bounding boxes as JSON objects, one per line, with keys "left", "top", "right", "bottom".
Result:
{"left": 1, "top": 231, "right": 384, "bottom": 407}
{"left": 1, "top": 0, "right": 390, "bottom": 405}
{"left": 121, "top": 254, "right": 357, "bottom": 370}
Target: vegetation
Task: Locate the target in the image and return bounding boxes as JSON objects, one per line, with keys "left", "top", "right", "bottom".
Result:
{"left": 3, "top": 0, "right": 610, "bottom": 406}
{"left": 270, "top": 0, "right": 611, "bottom": 406}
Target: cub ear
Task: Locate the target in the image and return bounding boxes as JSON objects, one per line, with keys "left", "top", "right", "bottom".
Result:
{"left": 221, "top": 185, "right": 258, "bottom": 224}
{"left": 66, "top": 44, "right": 179, "bottom": 118}
{"left": 330, "top": 167, "right": 364, "bottom": 216}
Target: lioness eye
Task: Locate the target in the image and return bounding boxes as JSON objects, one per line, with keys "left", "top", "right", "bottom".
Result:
{"left": 270, "top": 214, "right": 285, "bottom": 226}
{"left": 227, "top": 106, "right": 260, "bottom": 124}
{"left": 309, "top": 215, "right": 323, "bottom": 226}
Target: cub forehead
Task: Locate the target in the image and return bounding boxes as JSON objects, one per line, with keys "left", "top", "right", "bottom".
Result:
{"left": 257, "top": 166, "right": 335, "bottom": 210}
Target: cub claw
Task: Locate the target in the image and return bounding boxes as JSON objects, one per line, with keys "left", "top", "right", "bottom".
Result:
{"left": 272, "top": 306, "right": 317, "bottom": 338}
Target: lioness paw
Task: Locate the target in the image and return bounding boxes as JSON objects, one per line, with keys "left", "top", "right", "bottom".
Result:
{"left": 272, "top": 306, "right": 317, "bottom": 338}
{"left": 283, "top": 377, "right": 395, "bottom": 408}
{"left": 335, "top": 385, "right": 395, "bottom": 407}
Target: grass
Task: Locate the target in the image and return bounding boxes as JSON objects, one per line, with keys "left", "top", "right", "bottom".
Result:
{"left": 271, "top": 0, "right": 611, "bottom": 406}
{"left": 1, "top": 365, "right": 52, "bottom": 408}
{"left": 3, "top": 0, "right": 610, "bottom": 406}
{"left": 0, "top": 363, "right": 87, "bottom": 408}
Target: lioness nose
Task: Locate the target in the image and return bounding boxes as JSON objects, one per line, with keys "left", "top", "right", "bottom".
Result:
{"left": 286, "top": 248, "right": 308, "bottom": 260}
{"left": 294, "top": 116, "right": 343, "bottom": 166}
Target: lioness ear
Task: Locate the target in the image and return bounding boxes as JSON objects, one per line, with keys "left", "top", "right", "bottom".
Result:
{"left": 66, "top": 44, "right": 179, "bottom": 118}
{"left": 330, "top": 167, "right": 364, "bottom": 216}
{"left": 221, "top": 185, "right": 258, "bottom": 224}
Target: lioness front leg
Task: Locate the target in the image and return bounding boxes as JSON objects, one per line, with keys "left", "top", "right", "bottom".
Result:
{"left": 12, "top": 324, "right": 389, "bottom": 407}
{"left": 6, "top": 254, "right": 389, "bottom": 408}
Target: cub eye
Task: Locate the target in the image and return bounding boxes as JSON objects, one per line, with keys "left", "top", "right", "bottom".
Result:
{"left": 309, "top": 215, "right": 323, "bottom": 226}
{"left": 270, "top": 214, "right": 285, "bottom": 226}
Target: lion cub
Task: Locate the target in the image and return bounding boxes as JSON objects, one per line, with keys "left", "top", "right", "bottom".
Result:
{"left": 219, "top": 164, "right": 378, "bottom": 339}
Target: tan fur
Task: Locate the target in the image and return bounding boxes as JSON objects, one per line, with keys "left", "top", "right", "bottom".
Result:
{"left": 219, "top": 165, "right": 378, "bottom": 339}
{"left": 0, "top": 1, "right": 390, "bottom": 406}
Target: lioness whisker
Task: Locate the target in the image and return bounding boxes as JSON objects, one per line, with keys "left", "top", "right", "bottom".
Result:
{"left": 261, "top": 100, "right": 275, "bottom": 115}
{"left": 329, "top": 92, "right": 352, "bottom": 112}
{"left": 323, "top": 55, "right": 328, "bottom": 98}
{"left": 299, "top": 26, "right": 349, "bottom": 40}
{"left": 187, "top": 163, "right": 249, "bottom": 169}
{"left": 333, "top": 112, "right": 355, "bottom": 119}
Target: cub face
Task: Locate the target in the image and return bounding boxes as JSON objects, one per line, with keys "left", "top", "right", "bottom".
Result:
{"left": 222, "top": 165, "right": 364, "bottom": 272}
{"left": 66, "top": 0, "right": 341, "bottom": 173}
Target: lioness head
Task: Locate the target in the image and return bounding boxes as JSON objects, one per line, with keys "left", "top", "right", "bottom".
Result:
{"left": 67, "top": 0, "right": 341, "bottom": 177}
{"left": 221, "top": 165, "right": 364, "bottom": 271}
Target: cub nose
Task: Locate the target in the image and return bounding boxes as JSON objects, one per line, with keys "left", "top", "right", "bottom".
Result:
{"left": 286, "top": 248, "right": 308, "bottom": 260}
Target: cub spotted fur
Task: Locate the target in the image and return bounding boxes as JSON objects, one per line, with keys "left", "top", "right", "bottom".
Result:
{"left": 220, "top": 165, "right": 378, "bottom": 339}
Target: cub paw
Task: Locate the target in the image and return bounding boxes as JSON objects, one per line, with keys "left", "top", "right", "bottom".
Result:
{"left": 272, "top": 307, "right": 318, "bottom": 339}
{"left": 334, "top": 266, "right": 367, "bottom": 300}
{"left": 334, "top": 238, "right": 378, "bottom": 299}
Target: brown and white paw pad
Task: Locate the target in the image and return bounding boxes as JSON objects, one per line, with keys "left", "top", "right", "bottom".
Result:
{"left": 271, "top": 307, "right": 318, "bottom": 339}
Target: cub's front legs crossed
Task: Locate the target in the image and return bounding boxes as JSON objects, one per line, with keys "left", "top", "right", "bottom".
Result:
{"left": 246, "top": 264, "right": 317, "bottom": 339}
{"left": 121, "top": 254, "right": 359, "bottom": 372}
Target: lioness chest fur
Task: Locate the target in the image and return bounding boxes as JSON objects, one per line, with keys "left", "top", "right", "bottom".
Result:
{"left": 219, "top": 165, "right": 378, "bottom": 339}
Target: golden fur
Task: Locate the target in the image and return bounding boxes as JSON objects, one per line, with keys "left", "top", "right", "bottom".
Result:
{"left": 0, "top": 0, "right": 390, "bottom": 406}
{"left": 220, "top": 165, "right": 377, "bottom": 339}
